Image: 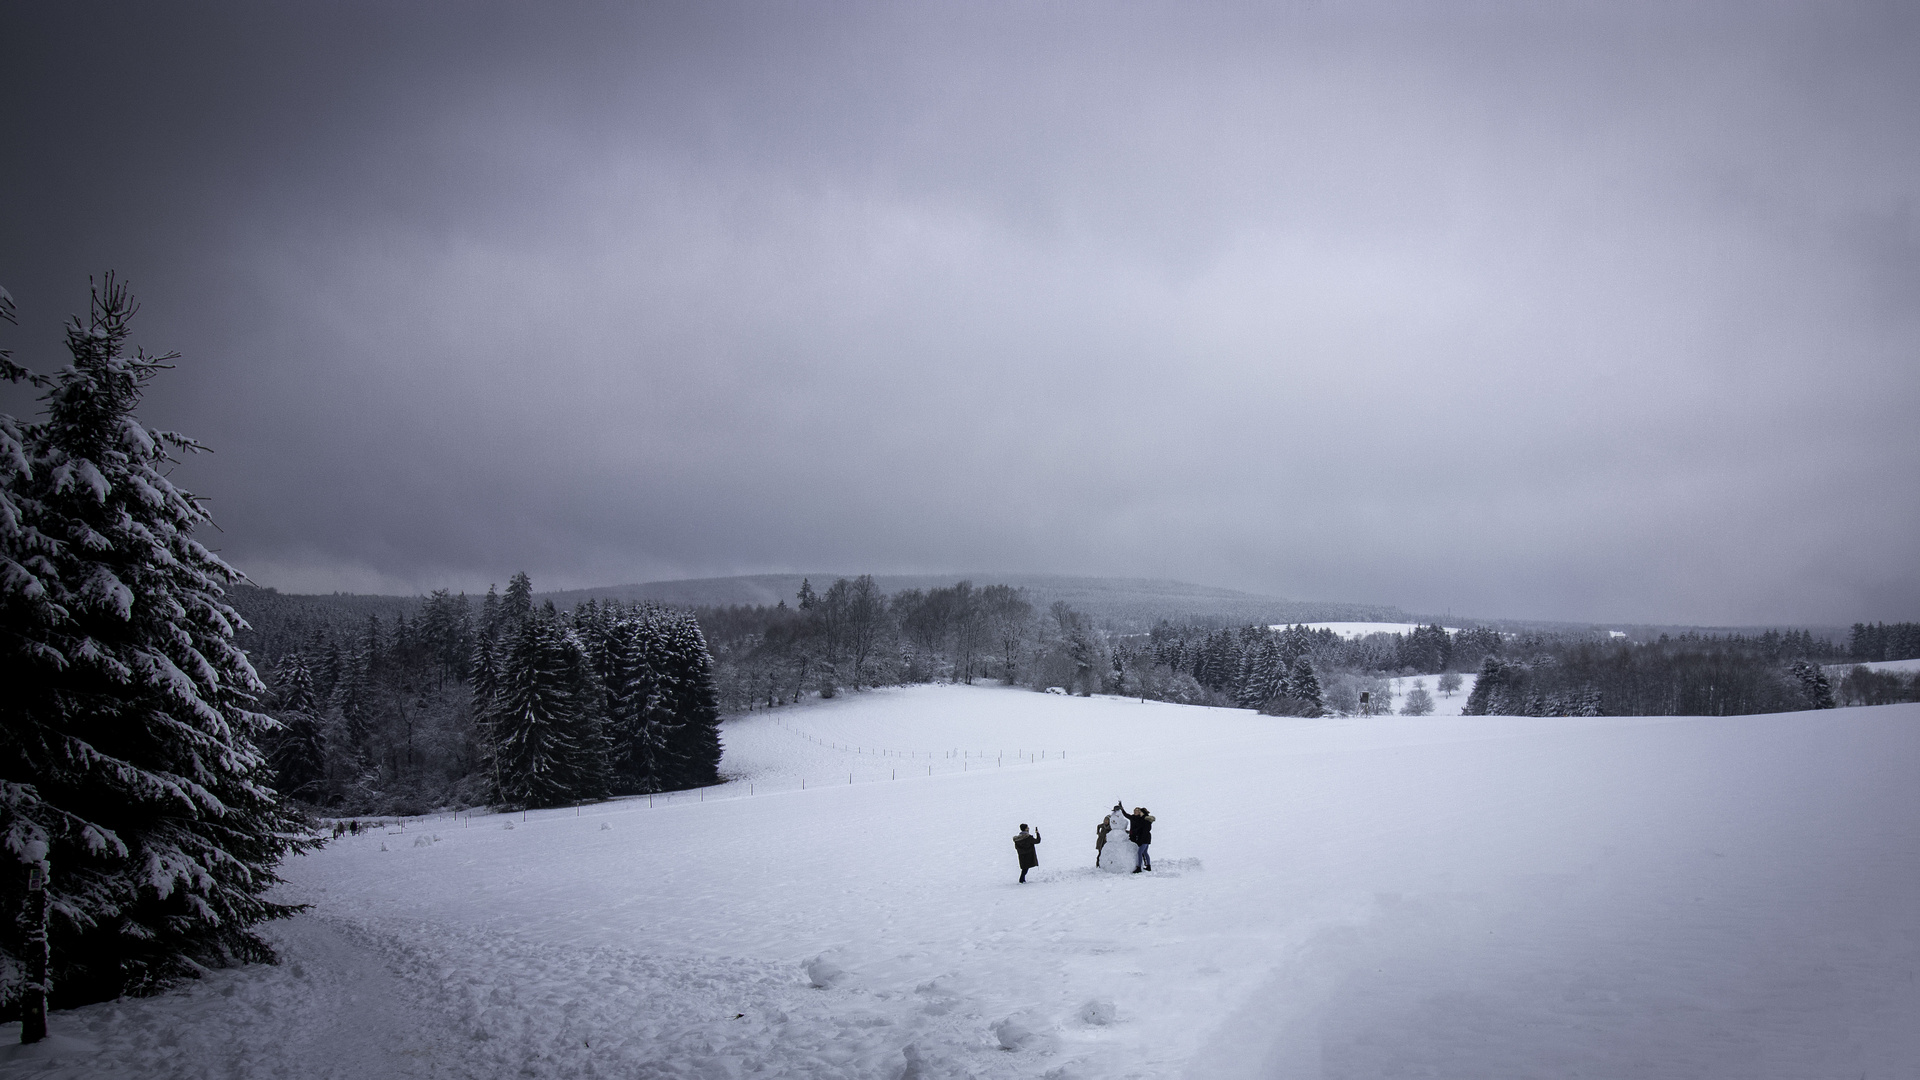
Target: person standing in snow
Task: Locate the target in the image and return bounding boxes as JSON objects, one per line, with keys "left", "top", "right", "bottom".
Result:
{"left": 1126, "top": 806, "right": 1155, "bottom": 873}
{"left": 1013, "top": 824, "right": 1042, "bottom": 883}
{"left": 1094, "top": 814, "right": 1112, "bottom": 868}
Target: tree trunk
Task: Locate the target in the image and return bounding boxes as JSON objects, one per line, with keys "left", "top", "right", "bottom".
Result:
{"left": 20, "top": 860, "right": 49, "bottom": 1044}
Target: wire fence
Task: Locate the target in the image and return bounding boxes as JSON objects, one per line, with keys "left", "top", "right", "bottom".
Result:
{"left": 771, "top": 715, "right": 1064, "bottom": 766}
{"left": 320, "top": 716, "right": 1075, "bottom": 834}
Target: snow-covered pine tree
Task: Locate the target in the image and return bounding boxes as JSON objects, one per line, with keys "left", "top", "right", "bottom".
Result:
{"left": 1789, "top": 660, "right": 1835, "bottom": 710}
{"left": 490, "top": 617, "right": 573, "bottom": 807}
{"left": 267, "top": 653, "right": 327, "bottom": 802}
{"left": 1260, "top": 637, "right": 1288, "bottom": 705}
{"left": 501, "top": 572, "right": 534, "bottom": 631}
{"left": 0, "top": 277, "right": 314, "bottom": 1013}
{"left": 316, "top": 641, "right": 344, "bottom": 705}
{"left": 1192, "top": 631, "right": 1228, "bottom": 691}
{"left": 275, "top": 652, "right": 318, "bottom": 715}
{"left": 329, "top": 635, "right": 375, "bottom": 773}
{"left": 419, "top": 589, "right": 471, "bottom": 688}
{"left": 479, "top": 582, "right": 501, "bottom": 639}
{"left": 565, "top": 619, "right": 613, "bottom": 802}
{"left": 1573, "top": 685, "right": 1604, "bottom": 717}
{"left": 1231, "top": 635, "right": 1261, "bottom": 708}
{"left": 1236, "top": 635, "right": 1283, "bottom": 709}
{"left": 1285, "top": 657, "right": 1324, "bottom": 715}
{"left": 489, "top": 614, "right": 605, "bottom": 807}
{"left": 658, "top": 612, "right": 722, "bottom": 788}
{"left": 1462, "top": 657, "right": 1523, "bottom": 715}
{"left": 597, "top": 615, "right": 667, "bottom": 794}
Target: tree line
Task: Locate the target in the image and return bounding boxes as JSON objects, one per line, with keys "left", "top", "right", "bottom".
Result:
{"left": 1833, "top": 663, "right": 1920, "bottom": 708}
{"left": 1848, "top": 622, "right": 1920, "bottom": 663}
{"left": 696, "top": 577, "right": 1897, "bottom": 721}
{"left": 696, "top": 580, "right": 1430, "bottom": 717}
{"left": 251, "top": 573, "right": 723, "bottom": 815}
{"left": 1462, "top": 643, "right": 1837, "bottom": 717}
{"left": 698, "top": 578, "right": 1048, "bottom": 707}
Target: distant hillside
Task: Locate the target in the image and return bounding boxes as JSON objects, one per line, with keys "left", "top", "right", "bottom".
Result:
{"left": 226, "top": 585, "right": 422, "bottom": 660}
{"left": 539, "top": 573, "right": 1414, "bottom": 633}
{"left": 230, "top": 574, "right": 1415, "bottom": 656}
{"left": 224, "top": 577, "right": 1846, "bottom": 657}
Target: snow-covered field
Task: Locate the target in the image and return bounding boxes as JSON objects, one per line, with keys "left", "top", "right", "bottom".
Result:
{"left": 7, "top": 685, "right": 1919, "bottom": 1078}
{"left": 1383, "top": 672, "right": 1479, "bottom": 716}
{"left": 1272, "top": 621, "right": 1459, "bottom": 637}
{"left": 1826, "top": 657, "right": 1920, "bottom": 676}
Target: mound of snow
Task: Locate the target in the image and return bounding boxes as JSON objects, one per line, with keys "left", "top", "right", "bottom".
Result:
{"left": 804, "top": 956, "right": 847, "bottom": 988}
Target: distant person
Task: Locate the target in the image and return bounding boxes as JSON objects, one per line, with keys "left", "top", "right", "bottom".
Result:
{"left": 1013, "top": 823, "right": 1042, "bottom": 883}
{"left": 1094, "top": 814, "right": 1112, "bottom": 868}
{"left": 1126, "top": 806, "right": 1155, "bottom": 873}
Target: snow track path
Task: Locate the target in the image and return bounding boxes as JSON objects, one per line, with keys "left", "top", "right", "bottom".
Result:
{"left": 0, "top": 916, "right": 452, "bottom": 1079}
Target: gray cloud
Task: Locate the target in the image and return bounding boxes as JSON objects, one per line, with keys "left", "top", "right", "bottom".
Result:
{"left": 3, "top": 1, "right": 1916, "bottom": 624}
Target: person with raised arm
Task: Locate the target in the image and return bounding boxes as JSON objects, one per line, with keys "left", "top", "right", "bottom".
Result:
{"left": 1013, "top": 823, "right": 1042, "bottom": 883}
{"left": 1126, "top": 806, "right": 1156, "bottom": 873}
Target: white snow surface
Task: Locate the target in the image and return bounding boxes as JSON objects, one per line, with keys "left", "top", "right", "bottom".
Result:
{"left": 1383, "top": 672, "right": 1480, "bottom": 715}
{"left": 8, "top": 685, "right": 1920, "bottom": 1078}
{"left": 1826, "top": 657, "right": 1920, "bottom": 676}
{"left": 1274, "top": 620, "right": 1459, "bottom": 637}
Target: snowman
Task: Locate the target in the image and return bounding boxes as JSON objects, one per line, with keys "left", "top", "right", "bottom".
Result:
{"left": 1097, "top": 804, "right": 1137, "bottom": 873}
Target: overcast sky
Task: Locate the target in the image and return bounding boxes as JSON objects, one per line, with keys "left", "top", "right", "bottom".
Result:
{"left": 4, "top": 1, "right": 1916, "bottom": 625}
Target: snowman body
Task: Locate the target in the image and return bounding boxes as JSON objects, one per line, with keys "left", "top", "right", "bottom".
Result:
{"left": 1098, "top": 810, "right": 1137, "bottom": 873}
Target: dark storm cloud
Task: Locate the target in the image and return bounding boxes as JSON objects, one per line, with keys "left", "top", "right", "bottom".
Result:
{"left": 4, "top": 1, "right": 1916, "bottom": 624}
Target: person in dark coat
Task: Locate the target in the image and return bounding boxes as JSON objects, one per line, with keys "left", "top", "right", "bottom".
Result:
{"left": 1125, "top": 807, "right": 1155, "bottom": 873}
{"left": 1094, "top": 815, "right": 1111, "bottom": 868}
{"left": 1013, "top": 824, "right": 1042, "bottom": 882}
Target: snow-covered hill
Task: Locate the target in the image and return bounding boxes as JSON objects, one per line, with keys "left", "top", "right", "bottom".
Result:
{"left": 1826, "top": 656, "right": 1920, "bottom": 676}
{"left": 7, "top": 686, "right": 1918, "bottom": 1078}
{"left": 1279, "top": 620, "right": 1458, "bottom": 637}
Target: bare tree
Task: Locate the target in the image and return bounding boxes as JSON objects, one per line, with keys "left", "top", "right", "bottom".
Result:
{"left": 815, "top": 579, "right": 852, "bottom": 689}
{"left": 981, "top": 584, "right": 1034, "bottom": 684}
{"left": 1401, "top": 680, "right": 1435, "bottom": 716}
{"left": 947, "top": 582, "right": 986, "bottom": 683}
{"left": 844, "top": 575, "right": 889, "bottom": 688}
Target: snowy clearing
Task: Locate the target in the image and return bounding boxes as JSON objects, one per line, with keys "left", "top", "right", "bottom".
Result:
{"left": 1275, "top": 621, "right": 1459, "bottom": 637}
{"left": 1826, "top": 657, "right": 1920, "bottom": 676}
{"left": 6, "top": 685, "right": 1918, "bottom": 1078}
{"left": 1383, "top": 672, "right": 1480, "bottom": 716}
